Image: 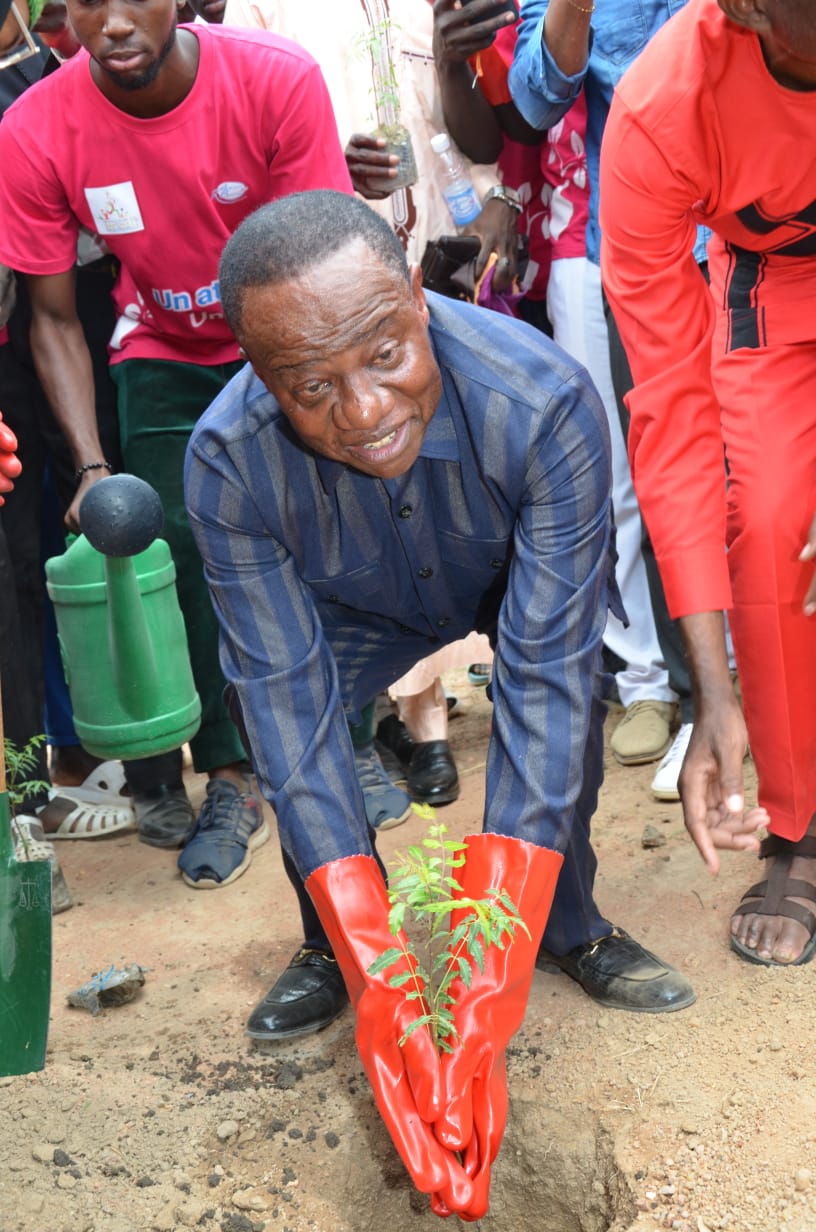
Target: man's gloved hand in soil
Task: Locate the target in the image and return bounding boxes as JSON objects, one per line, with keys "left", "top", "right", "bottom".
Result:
{"left": 305, "top": 854, "right": 476, "bottom": 1216}
{"left": 432, "top": 833, "right": 563, "bottom": 1220}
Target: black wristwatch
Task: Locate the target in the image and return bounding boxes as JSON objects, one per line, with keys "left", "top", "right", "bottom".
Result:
{"left": 481, "top": 185, "right": 523, "bottom": 214}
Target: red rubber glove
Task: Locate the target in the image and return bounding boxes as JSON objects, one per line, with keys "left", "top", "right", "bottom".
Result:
{"left": 0, "top": 412, "right": 21, "bottom": 504}
{"left": 305, "top": 854, "right": 474, "bottom": 1216}
{"left": 432, "top": 833, "right": 563, "bottom": 1220}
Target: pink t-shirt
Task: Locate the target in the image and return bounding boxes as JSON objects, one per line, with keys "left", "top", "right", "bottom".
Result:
{"left": 0, "top": 25, "right": 352, "bottom": 365}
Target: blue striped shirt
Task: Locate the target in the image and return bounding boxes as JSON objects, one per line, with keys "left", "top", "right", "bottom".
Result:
{"left": 185, "top": 293, "right": 612, "bottom": 879}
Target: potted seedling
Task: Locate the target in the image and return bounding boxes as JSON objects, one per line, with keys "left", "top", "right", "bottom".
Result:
{"left": 359, "top": 17, "right": 417, "bottom": 191}
{"left": 369, "top": 823, "right": 529, "bottom": 1053}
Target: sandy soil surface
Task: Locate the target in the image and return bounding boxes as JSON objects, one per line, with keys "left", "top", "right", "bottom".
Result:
{"left": 2, "top": 670, "right": 815, "bottom": 1232}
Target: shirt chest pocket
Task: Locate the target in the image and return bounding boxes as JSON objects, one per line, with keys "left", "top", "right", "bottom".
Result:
{"left": 437, "top": 531, "right": 511, "bottom": 602}
{"left": 591, "top": 3, "right": 650, "bottom": 67}
{"left": 306, "top": 561, "right": 389, "bottom": 611}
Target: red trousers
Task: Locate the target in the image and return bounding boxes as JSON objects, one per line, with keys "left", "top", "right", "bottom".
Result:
{"left": 712, "top": 338, "right": 816, "bottom": 840}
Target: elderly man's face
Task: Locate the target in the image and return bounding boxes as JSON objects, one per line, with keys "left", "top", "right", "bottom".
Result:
{"left": 240, "top": 239, "right": 442, "bottom": 480}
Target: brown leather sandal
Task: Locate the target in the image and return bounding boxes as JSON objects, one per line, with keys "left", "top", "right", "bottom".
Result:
{"left": 731, "top": 834, "right": 816, "bottom": 966}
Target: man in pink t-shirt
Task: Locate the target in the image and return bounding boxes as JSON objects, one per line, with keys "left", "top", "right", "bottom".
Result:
{"left": 0, "top": 0, "right": 353, "bottom": 880}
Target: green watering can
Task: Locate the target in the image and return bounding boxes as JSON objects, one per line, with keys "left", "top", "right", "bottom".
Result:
{"left": 0, "top": 676, "right": 52, "bottom": 1077}
{"left": 45, "top": 475, "right": 201, "bottom": 761}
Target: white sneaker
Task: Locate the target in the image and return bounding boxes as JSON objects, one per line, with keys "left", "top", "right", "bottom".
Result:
{"left": 650, "top": 723, "right": 693, "bottom": 802}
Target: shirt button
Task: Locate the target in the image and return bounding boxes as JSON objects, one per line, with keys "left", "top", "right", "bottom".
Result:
{"left": 490, "top": 558, "right": 504, "bottom": 569}
{"left": 437, "top": 617, "right": 451, "bottom": 628}
{"left": 398, "top": 504, "right": 413, "bottom": 519}
{"left": 418, "top": 566, "right": 433, "bottom": 579}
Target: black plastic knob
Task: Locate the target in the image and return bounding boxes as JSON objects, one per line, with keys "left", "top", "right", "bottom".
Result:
{"left": 79, "top": 474, "right": 164, "bottom": 558}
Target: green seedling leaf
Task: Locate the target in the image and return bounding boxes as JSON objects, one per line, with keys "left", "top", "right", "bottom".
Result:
{"left": 368, "top": 947, "right": 406, "bottom": 976}
{"left": 398, "top": 1015, "right": 434, "bottom": 1046}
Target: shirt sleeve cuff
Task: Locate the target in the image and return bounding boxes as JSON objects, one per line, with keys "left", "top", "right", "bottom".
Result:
{"left": 658, "top": 545, "right": 733, "bottom": 619}
{"left": 508, "top": 18, "right": 587, "bottom": 128}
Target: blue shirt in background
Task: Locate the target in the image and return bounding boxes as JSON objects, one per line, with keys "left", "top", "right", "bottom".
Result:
{"left": 509, "top": 0, "right": 709, "bottom": 266}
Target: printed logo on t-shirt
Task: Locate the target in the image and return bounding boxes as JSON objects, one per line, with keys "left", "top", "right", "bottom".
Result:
{"left": 213, "top": 181, "right": 249, "bottom": 205}
{"left": 84, "top": 182, "right": 145, "bottom": 235}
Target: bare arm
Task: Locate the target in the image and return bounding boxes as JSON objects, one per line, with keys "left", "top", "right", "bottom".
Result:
{"left": 27, "top": 269, "right": 111, "bottom": 528}
{"left": 542, "top": 0, "right": 592, "bottom": 77}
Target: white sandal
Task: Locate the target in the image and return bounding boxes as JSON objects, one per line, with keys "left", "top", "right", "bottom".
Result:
{"left": 44, "top": 762, "right": 135, "bottom": 839}
{"left": 43, "top": 797, "right": 136, "bottom": 839}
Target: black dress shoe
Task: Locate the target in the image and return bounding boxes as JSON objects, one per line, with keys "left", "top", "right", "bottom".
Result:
{"left": 408, "top": 740, "right": 460, "bottom": 806}
{"left": 246, "top": 948, "right": 349, "bottom": 1040}
{"left": 536, "top": 927, "right": 696, "bottom": 1013}
{"left": 376, "top": 714, "right": 415, "bottom": 770}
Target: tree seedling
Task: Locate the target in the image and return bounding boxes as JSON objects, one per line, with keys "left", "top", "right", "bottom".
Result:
{"left": 4, "top": 733, "right": 49, "bottom": 848}
{"left": 369, "top": 824, "right": 529, "bottom": 1053}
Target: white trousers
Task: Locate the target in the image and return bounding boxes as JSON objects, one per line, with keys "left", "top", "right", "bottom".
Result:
{"left": 547, "top": 257, "right": 674, "bottom": 706}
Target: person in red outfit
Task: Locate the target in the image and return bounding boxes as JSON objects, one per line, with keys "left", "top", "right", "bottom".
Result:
{"left": 600, "top": 0, "right": 816, "bottom": 966}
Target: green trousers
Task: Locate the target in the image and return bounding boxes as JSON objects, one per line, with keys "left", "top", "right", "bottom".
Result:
{"left": 111, "top": 357, "right": 246, "bottom": 774}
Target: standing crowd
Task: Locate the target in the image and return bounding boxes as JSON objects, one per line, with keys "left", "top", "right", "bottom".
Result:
{"left": 0, "top": 0, "right": 813, "bottom": 1218}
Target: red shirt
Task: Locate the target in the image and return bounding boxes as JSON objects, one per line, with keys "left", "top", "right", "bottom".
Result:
{"left": 600, "top": 0, "right": 816, "bottom": 615}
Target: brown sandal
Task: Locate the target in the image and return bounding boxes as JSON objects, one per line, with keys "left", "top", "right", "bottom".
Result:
{"left": 730, "top": 834, "right": 816, "bottom": 966}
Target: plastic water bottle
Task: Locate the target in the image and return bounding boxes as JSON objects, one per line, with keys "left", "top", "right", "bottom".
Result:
{"left": 430, "top": 132, "right": 481, "bottom": 229}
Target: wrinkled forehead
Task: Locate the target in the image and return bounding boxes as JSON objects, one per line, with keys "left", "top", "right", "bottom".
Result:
{"left": 239, "top": 250, "right": 416, "bottom": 365}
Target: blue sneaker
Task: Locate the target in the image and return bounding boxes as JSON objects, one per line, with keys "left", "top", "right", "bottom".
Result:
{"left": 354, "top": 742, "right": 411, "bottom": 831}
{"left": 178, "top": 775, "right": 269, "bottom": 889}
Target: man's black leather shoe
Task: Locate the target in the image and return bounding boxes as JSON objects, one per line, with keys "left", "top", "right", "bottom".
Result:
{"left": 246, "top": 948, "right": 349, "bottom": 1040}
{"left": 536, "top": 927, "right": 696, "bottom": 1013}
{"left": 408, "top": 740, "right": 460, "bottom": 805}
{"left": 376, "top": 714, "right": 415, "bottom": 769}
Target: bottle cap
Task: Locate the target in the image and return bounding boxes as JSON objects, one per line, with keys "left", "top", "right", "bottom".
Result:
{"left": 430, "top": 132, "right": 451, "bottom": 154}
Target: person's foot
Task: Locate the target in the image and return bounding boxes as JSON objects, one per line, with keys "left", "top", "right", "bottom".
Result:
{"left": 245, "top": 948, "right": 349, "bottom": 1041}
{"left": 650, "top": 722, "right": 693, "bottom": 801}
{"left": 730, "top": 826, "right": 816, "bottom": 965}
{"left": 610, "top": 700, "right": 676, "bottom": 765}
{"left": 353, "top": 741, "right": 411, "bottom": 830}
{"left": 376, "top": 716, "right": 459, "bottom": 805}
{"left": 12, "top": 815, "right": 74, "bottom": 914}
{"left": 133, "top": 785, "right": 196, "bottom": 849}
{"left": 408, "top": 740, "right": 460, "bottom": 805}
{"left": 536, "top": 927, "right": 696, "bottom": 1012}
{"left": 178, "top": 774, "right": 269, "bottom": 888}
{"left": 49, "top": 744, "right": 104, "bottom": 788}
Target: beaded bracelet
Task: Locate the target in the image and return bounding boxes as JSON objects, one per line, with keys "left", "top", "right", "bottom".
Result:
{"left": 565, "top": 0, "right": 595, "bottom": 11}
{"left": 74, "top": 460, "right": 113, "bottom": 482}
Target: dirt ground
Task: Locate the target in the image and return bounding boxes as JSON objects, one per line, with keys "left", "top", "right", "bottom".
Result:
{"left": 2, "top": 670, "right": 815, "bottom": 1232}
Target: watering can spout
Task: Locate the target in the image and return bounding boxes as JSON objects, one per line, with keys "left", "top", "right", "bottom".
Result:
{"left": 45, "top": 475, "right": 201, "bottom": 761}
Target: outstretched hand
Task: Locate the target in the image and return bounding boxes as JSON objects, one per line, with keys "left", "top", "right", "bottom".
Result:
{"left": 680, "top": 697, "right": 767, "bottom": 874}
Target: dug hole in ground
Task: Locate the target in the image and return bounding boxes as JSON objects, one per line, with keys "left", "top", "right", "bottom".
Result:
{"left": 1, "top": 669, "right": 814, "bottom": 1232}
